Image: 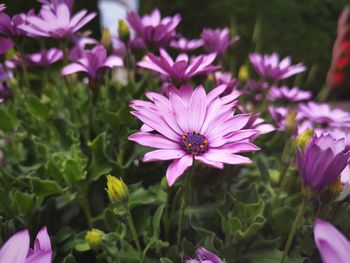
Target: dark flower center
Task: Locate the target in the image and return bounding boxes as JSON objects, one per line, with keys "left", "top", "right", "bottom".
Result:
{"left": 180, "top": 131, "right": 209, "bottom": 156}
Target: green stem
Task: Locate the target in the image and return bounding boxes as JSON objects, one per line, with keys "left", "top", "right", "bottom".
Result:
{"left": 78, "top": 186, "right": 93, "bottom": 228}
{"left": 280, "top": 200, "right": 306, "bottom": 263}
{"left": 124, "top": 204, "right": 143, "bottom": 262}
{"left": 176, "top": 171, "right": 191, "bottom": 248}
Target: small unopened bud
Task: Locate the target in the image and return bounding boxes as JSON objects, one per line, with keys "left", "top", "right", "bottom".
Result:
{"left": 101, "top": 28, "right": 112, "bottom": 50}
{"left": 296, "top": 128, "right": 314, "bottom": 151}
{"left": 269, "top": 169, "right": 280, "bottom": 186}
{"left": 161, "top": 177, "right": 168, "bottom": 190}
{"left": 85, "top": 228, "right": 104, "bottom": 249}
{"left": 118, "top": 19, "right": 130, "bottom": 43}
{"left": 285, "top": 111, "right": 297, "bottom": 133}
{"left": 106, "top": 175, "right": 129, "bottom": 204}
{"left": 238, "top": 65, "right": 249, "bottom": 81}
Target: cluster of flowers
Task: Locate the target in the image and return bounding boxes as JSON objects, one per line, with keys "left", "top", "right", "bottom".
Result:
{"left": 0, "top": 0, "right": 349, "bottom": 262}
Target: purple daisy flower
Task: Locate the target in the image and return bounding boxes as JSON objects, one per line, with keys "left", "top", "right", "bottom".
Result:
{"left": 19, "top": 2, "right": 96, "bottom": 39}
{"left": 249, "top": 52, "right": 307, "bottom": 82}
{"left": 0, "top": 226, "right": 52, "bottom": 263}
{"left": 298, "top": 102, "right": 350, "bottom": 129}
{"left": 0, "top": 10, "right": 34, "bottom": 38}
{"left": 6, "top": 48, "right": 63, "bottom": 68}
{"left": 62, "top": 45, "right": 123, "bottom": 82}
{"left": 0, "top": 63, "right": 13, "bottom": 104}
{"left": 296, "top": 133, "right": 350, "bottom": 192}
{"left": 184, "top": 247, "right": 223, "bottom": 263}
{"left": 314, "top": 219, "right": 350, "bottom": 263}
{"left": 137, "top": 49, "right": 220, "bottom": 83}
{"left": 127, "top": 8, "right": 181, "bottom": 48}
{"left": 268, "top": 86, "right": 312, "bottom": 102}
{"left": 0, "top": 37, "right": 12, "bottom": 55}
{"left": 170, "top": 37, "right": 203, "bottom": 52}
{"left": 129, "top": 85, "right": 259, "bottom": 186}
{"left": 38, "top": 0, "right": 74, "bottom": 12}
{"left": 201, "top": 27, "right": 239, "bottom": 55}
{"left": 214, "top": 71, "right": 239, "bottom": 95}
{"left": 245, "top": 114, "right": 275, "bottom": 140}
{"left": 68, "top": 35, "right": 98, "bottom": 61}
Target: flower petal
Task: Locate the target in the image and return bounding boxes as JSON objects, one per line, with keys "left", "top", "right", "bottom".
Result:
{"left": 166, "top": 155, "right": 193, "bottom": 186}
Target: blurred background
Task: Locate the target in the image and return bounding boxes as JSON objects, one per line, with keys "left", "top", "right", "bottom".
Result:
{"left": 5, "top": 0, "right": 350, "bottom": 98}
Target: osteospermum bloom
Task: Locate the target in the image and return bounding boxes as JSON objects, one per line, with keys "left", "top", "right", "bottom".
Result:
{"left": 184, "top": 247, "right": 223, "bottom": 263}
{"left": 6, "top": 48, "right": 63, "bottom": 68}
{"left": 201, "top": 27, "right": 238, "bottom": 55}
{"left": 129, "top": 85, "right": 259, "bottom": 186}
{"left": 0, "top": 10, "right": 34, "bottom": 38}
{"left": 19, "top": 2, "right": 96, "bottom": 39}
{"left": 249, "top": 52, "right": 306, "bottom": 82}
{"left": 127, "top": 8, "right": 181, "bottom": 48}
{"left": 214, "top": 72, "right": 238, "bottom": 94}
{"left": 268, "top": 86, "right": 312, "bottom": 102}
{"left": 314, "top": 219, "right": 350, "bottom": 263}
{"left": 138, "top": 49, "right": 220, "bottom": 83}
{"left": 0, "top": 4, "right": 5, "bottom": 12}
{"left": 296, "top": 133, "right": 350, "bottom": 193}
{"left": 62, "top": 45, "right": 123, "bottom": 82}
{"left": 170, "top": 37, "right": 203, "bottom": 52}
{"left": 0, "top": 227, "right": 52, "bottom": 263}
{"left": 298, "top": 102, "right": 350, "bottom": 129}
{"left": 0, "top": 63, "right": 12, "bottom": 104}
{"left": 38, "top": 0, "right": 74, "bottom": 11}
{"left": 0, "top": 37, "right": 12, "bottom": 55}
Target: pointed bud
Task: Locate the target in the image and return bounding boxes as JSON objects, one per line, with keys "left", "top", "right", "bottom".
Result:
{"left": 106, "top": 175, "right": 129, "bottom": 204}
{"left": 285, "top": 111, "right": 297, "bottom": 133}
{"left": 85, "top": 228, "right": 104, "bottom": 249}
{"left": 238, "top": 64, "right": 249, "bottom": 81}
{"left": 101, "top": 28, "right": 112, "bottom": 50}
{"left": 296, "top": 128, "right": 314, "bottom": 151}
{"left": 118, "top": 19, "right": 130, "bottom": 43}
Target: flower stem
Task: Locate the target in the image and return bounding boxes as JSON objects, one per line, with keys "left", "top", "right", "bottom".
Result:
{"left": 176, "top": 171, "right": 191, "bottom": 248}
{"left": 78, "top": 185, "right": 93, "bottom": 228}
{"left": 124, "top": 204, "right": 143, "bottom": 261}
{"left": 280, "top": 200, "right": 306, "bottom": 263}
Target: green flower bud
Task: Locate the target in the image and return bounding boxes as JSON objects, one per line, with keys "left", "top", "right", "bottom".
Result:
{"left": 296, "top": 128, "right": 314, "bottom": 151}
{"left": 106, "top": 175, "right": 129, "bottom": 204}
{"left": 85, "top": 228, "right": 104, "bottom": 249}
{"left": 118, "top": 19, "right": 130, "bottom": 43}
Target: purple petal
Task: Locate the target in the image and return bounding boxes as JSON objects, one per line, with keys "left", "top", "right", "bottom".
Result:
{"left": 0, "top": 229, "right": 30, "bottom": 263}
{"left": 143, "top": 149, "right": 185, "bottom": 162}
{"left": 166, "top": 154, "right": 193, "bottom": 186}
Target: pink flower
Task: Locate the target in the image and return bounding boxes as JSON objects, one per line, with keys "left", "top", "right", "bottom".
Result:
{"left": 314, "top": 219, "right": 350, "bottom": 263}
{"left": 0, "top": 227, "right": 52, "bottom": 263}
{"left": 129, "top": 85, "right": 260, "bottom": 186}
{"left": 249, "top": 52, "right": 306, "bottom": 82}
{"left": 268, "top": 86, "right": 312, "bottom": 102}
{"left": 0, "top": 4, "right": 5, "bottom": 13}
{"left": 62, "top": 45, "right": 123, "bottom": 82}
{"left": 138, "top": 49, "right": 220, "bottom": 83}
{"left": 170, "top": 37, "right": 203, "bottom": 52}
{"left": 201, "top": 27, "right": 239, "bottom": 55}
{"left": 19, "top": 2, "right": 96, "bottom": 39}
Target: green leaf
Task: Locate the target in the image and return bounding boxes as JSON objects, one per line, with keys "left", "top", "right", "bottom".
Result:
{"left": 14, "top": 191, "right": 34, "bottom": 216}
{"left": 129, "top": 187, "right": 157, "bottom": 209}
{"left": 271, "top": 207, "right": 297, "bottom": 236}
{"left": 218, "top": 194, "right": 265, "bottom": 242}
{"left": 160, "top": 258, "right": 173, "bottom": 263}
{"left": 152, "top": 205, "right": 165, "bottom": 238}
{"left": 27, "top": 95, "right": 49, "bottom": 120}
{"left": 75, "top": 242, "right": 90, "bottom": 252}
{"left": 0, "top": 107, "right": 16, "bottom": 131}
{"left": 30, "top": 177, "right": 66, "bottom": 198}
{"left": 257, "top": 157, "right": 269, "bottom": 181}
{"left": 63, "top": 253, "right": 77, "bottom": 263}
{"left": 250, "top": 249, "right": 304, "bottom": 263}
{"left": 88, "top": 132, "right": 113, "bottom": 181}
{"left": 63, "top": 159, "right": 87, "bottom": 185}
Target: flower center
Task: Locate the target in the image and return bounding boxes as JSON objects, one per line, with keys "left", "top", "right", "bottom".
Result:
{"left": 180, "top": 131, "right": 209, "bottom": 156}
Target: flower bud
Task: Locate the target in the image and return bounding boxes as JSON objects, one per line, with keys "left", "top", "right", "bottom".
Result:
{"left": 118, "top": 19, "right": 130, "bottom": 43}
{"left": 269, "top": 169, "right": 280, "bottom": 186}
{"left": 296, "top": 128, "right": 314, "bottom": 151}
{"left": 101, "top": 28, "right": 112, "bottom": 50}
{"left": 285, "top": 111, "right": 297, "bottom": 133}
{"left": 106, "top": 175, "right": 129, "bottom": 204}
{"left": 85, "top": 228, "right": 104, "bottom": 249}
{"left": 319, "top": 177, "right": 343, "bottom": 203}
{"left": 238, "top": 65, "right": 249, "bottom": 81}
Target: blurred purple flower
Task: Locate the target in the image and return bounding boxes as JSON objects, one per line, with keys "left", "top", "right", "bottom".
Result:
{"left": 0, "top": 37, "right": 13, "bottom": 55}
{"left": 0, "top": 64, "right": 13, "bottom": 104}
{"left": 184, "top": 247, "right": 223, "bottom": 263}
{"left": 0, "top": 227, "right": 52, "bottom": 263}
{"left": 127, "top": 8, "right": 181, "bottom": 48}
{"left": 7, "top": 48, "right": 63, "bottom": 68}
{"left": 19, "top": 2, "right": 96, "bottom": 39}
{"left": 298, "top": 102, "right": 350, "bottom": 129}
{"left": 0, "top": 10, "right": 34, "bottom": 38}
{"left": 296, "top": 133, "right": 350, "bottom": 192}
{"left": 112, "top": 37, "right": 126, "bottom": 58}
{"left": 214, "top": 71, "right": 238, "bottom": 95}
{"left": 129, "top": 85, "right": 259, "bottom": 186}
{"left": 314, "top": 219, "right": 350, "bottom": 263}
{"left": 62, "top": 45, "right": 123, "bottom": 82}
{"left": 38, "top": 0, "right": 74, "bottom": 12}
{"left": 0, "top": 4, "right": 6, "bottom": 13}
{"left": 138, "top": 49, "right": 220, "bottom": 83}
{"left": 201, "top": 27, "right": 238, "bottom": 55}
{"left": 268, "top": 86, "right": 312, "bottom": 102}
{"left": 249, "top": 52, "right": 306, "bottom": 82}
{"left": 245, "top": 114, "right": 275, "bottom": 139}
{"left": 69, "top": 36, "right": 98, "bottom": 61}
{"left": 170, "top": 37, "right": 203, "bottom": 52}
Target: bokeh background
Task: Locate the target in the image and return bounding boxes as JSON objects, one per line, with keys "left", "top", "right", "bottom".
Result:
{"left": 6, "top": 0, "right": 350, "bottom": 98}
